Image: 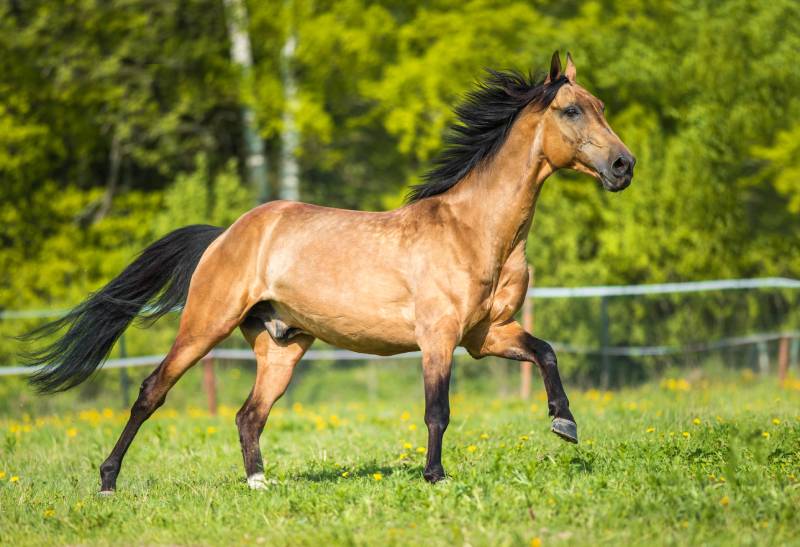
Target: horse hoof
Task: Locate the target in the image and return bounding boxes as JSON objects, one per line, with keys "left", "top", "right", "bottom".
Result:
{"left": 551, "top": 418, "right": 578, "bottom": 443}
{"left": 247, "top": 473, "right": 273, "bottom": 490}
{"left": 423, "top": 469, "right": 446, "bottom": 483}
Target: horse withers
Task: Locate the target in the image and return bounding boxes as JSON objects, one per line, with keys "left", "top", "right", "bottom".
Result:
{"left": 23, "top": 51, "right": 634, "bottom": 492}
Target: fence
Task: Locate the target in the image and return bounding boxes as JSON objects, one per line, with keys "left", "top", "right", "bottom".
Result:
{"left": 2, "top": 277, "right": 799, "bottom": 411}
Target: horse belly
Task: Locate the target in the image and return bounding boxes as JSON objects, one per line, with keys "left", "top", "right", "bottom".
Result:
{"left": 271, "top": 297, "right": 417, "bottom": 355}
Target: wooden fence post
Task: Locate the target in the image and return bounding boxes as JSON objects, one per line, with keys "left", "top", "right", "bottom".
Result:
{"left": 520, "top": 265, "right": 534, "bottom": 400}
{"left": 202, "top": 355, "right": 218, "bottom": 416}
{"left": 777, "top": 336, "right": 790, "bottom": 383}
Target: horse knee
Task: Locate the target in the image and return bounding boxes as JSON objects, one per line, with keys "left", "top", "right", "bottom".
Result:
{"left": 531, "top": 338, "right": 558, "bottom": 367}
{"left": 425, "top": 405, "right": 450, "bottom": 431}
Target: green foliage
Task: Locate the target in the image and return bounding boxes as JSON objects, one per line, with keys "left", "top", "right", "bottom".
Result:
{"left": 1, "top": 0, "right": 798, "bottom": 372}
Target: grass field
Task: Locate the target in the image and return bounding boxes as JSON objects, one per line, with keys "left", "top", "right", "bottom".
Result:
{"left": 1, "top": 371, "right": 799, "bottom": 546}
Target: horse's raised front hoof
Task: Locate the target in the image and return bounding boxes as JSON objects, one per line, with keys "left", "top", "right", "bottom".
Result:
{"left": 551, "top": 417, "right": 578, "bottom": 444}
{"left": 423, "top": 467, "right": 446, "bottom": 484}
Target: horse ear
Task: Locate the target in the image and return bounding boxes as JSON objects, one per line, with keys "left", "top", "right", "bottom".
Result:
{"left": 565, "top": 52, "right": 577, "bottom": 83}
{"left": 544, "top": 50, "right": 561, "bottom": 84}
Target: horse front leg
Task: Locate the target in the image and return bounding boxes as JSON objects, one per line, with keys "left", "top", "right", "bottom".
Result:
{"left": 416, "top": 322, "right": 458, "bottom": 483}
{"left": 471, "top": 321, "right": 577, "bottom": 443}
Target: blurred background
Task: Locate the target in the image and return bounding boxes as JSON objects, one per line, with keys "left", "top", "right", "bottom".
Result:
{"left": 1, "top": 0, "right": 799, "bottom": 412}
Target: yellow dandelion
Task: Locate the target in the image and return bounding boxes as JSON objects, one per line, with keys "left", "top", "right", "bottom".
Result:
{"left": 646, "top": 427, "right": 655, "bottom": 433}
{"left": 692, "top": 418, "right": 701, "bottom": 425}
{"left": 341, "top": 471, "right": 349, "bottom": 478}
{"left": 0, "top": 471, "right": 5, "bottom": 480}
{"left": 682, "top": 431, "right": 690, "bottom": 438}
{"left": 408, "top": 424, "right": 417, "bottom": 431}
{"left": 400, "top": 411, "right": 411, "bottom": 421}
{"left": 102, "top": 408, "right": 114, "bottom": 419}
{"left": 762, "top": 431, "right": 770, "bottom": 439}
{"left": 718, "top": 476, "right": 726, "bottom": 483}
{"left": 399, "top": 453, "right": 408, "bottom": 460}
{"left": 480, "top": 433, "right": 489, "bottom": 440}
{"left": 292, "top": 402, "right": 303, "bottom": 413}
{"left": 531, "top": 538, "right": 542, "bottom": 547}
{"left": 416, "top": 446, "right": 426, "bottom": 454}
{"left": 772, "top": 418, "right": 781, "bottom": 425}
{"left": 206, "top": 426, "right": 218, "bottom": 434}
{"left": 719, "top": 495, "right": 730, "bottom": 507}
{"left": 403, "top": 442, "right": 412, "bottom": 450}
{"left": 66, "top": 427, "right": 78, "bottom": 438}
{"left": 10, "top": 476, "right": 19, "bottom": 483}
{"left": 373, "top": 472, "right": 383, "bottom": 481}
{"left": 467, "top": 445, "right": 477, "bottom": 453}
{"left": 519, "top": 435, "right": 529, "bottom": 442}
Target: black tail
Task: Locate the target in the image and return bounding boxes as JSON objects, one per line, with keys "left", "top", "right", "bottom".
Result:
{"left": 20, "top": 224, "right": 225, "bottom": 393}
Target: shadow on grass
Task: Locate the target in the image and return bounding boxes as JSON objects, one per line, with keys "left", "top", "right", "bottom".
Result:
{"left": 294, "top": 462, "right": 423, "bottom": 483}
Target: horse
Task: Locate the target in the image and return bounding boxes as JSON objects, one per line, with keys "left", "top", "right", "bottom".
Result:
{"left": 23, "top": 51, "right": 635, "bottom": 492}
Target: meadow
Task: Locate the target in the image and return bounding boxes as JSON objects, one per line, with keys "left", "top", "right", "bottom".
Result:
{"left": 1, "top": 366, "right": 799, "bottom": 546}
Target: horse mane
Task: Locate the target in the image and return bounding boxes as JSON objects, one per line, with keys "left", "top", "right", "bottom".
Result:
{"left": 406, "top": 69, "right": 570, "bottom": 202}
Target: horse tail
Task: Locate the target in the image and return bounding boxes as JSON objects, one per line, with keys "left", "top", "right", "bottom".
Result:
{"left": 20, "top": 224, "right": 225, "bottom": 393}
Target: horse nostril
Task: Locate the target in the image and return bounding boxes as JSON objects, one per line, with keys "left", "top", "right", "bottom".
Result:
{"left": 612, "top": 156, "right": 629, "bottom": 176}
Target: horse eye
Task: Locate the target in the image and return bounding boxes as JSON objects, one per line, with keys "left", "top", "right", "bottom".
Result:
{"left": 563, "top": 106, "right": 581, "bottom": 119}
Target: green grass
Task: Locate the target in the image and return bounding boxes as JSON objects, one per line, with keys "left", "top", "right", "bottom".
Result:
{"left": 1, "top": 373, "right": 800, "bottom": 546}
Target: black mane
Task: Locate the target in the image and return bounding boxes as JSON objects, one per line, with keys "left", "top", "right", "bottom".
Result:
{"left": 407, "top": 69, "right": 569, "bottom": 202}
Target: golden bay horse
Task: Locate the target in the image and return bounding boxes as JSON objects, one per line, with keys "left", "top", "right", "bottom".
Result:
{"left": 24, "top": 52, "right": 635, "bottom": 492}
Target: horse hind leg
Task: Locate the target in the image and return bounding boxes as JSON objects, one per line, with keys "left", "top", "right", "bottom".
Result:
{"left": 237, "top": 316, "right": 313, "bottom": 490}
{"left": 99, "top": 293, "right": 245, "bottom": 493}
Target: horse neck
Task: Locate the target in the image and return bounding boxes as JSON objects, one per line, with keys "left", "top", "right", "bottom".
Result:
{"left": 439, "top": 110, "right": 553, "bottom": 262}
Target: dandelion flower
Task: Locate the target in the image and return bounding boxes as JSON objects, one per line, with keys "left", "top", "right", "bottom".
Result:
{"left": 66, "top": 427, "right": 78, "bottom": 438}
{"left": 43, "top": 509, "right": 55, "bottom": 518}
{"left": 682, "top": 432, "right": 690, "bottom": 438}
{"left": 519, "top": 435, "right": 529, "bottom": 442}
{"left": 207, "top": 426, "right": 218, "bottom": 434}
{"left": 646, "top": 427, "right": 655, "bottom": 433}
{"left": 399, "top": 453, "right": 408, "bottom": 460}
{"left": 408, "top": 424, "right": 417, "bottom": 431}
{"left": 530, "top": 538, "right": 542, "bottom": 547}
{"left": 467, "top": 445, "right": 477, "bottom": 453}
{"left": 772, "top": 418, "right": 781, "bottom": 425}
{"left": 719, "top": 495, "right": 730, "bottom": 507}
{"left": 416, "top": 447, "right": 426, "bottom": 454}
{"left": 373, "top": 472, "right": 383, "bottom": 481}
{"left": 10, "top": 476, "right": 19, "bottom": 483}
{"left": 341, "top": 471, "right": 349, "bottom": 478}
{"left": 692, "top": 418, "right": 701, "bottom": 425}
{"left": 0, "top": 471, "right": 5, "bottom": 480}
{"left": 400, "top": 411, "right": 411, "bottom": 421}
{"left": 762, "top": 431, "right": 770, "bottom": 439}
{"left": 403, "top": 442, "right": 412, "bottom": 450}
